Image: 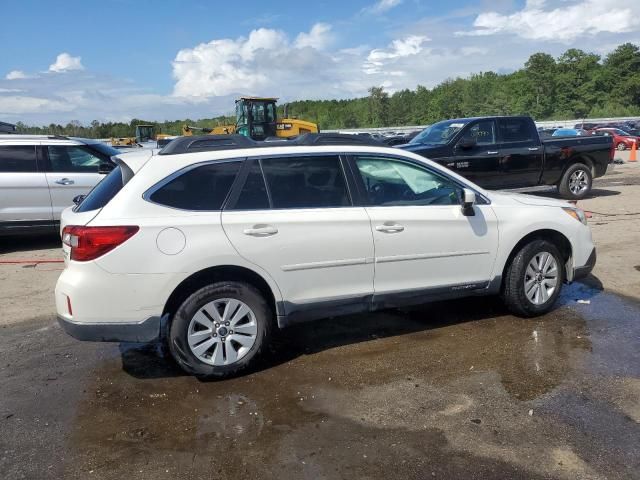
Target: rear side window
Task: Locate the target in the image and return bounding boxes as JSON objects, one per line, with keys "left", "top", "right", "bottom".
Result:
{"left": 498, "top": 118, "right": 535, "bottom": 143}
{"left": 230, "top": 161, "right": 270, "bottom": 210}
{"left": 76, "top": 165, "right": 125, "bottom": 212}
{"left": 260, "top": 155, "right": 350, "bottom": 209}
{"left": 0, "top": 146, "right": 37, "bottom": 172}
{"left": 149, "top": 161, "right": 241, "bottom": 210}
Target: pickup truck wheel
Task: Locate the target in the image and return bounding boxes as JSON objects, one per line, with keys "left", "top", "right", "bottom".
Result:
{"left": 616, "top": 142, "right": 626, "bottom": 151}
{"left": 168, "top": 281, "right": 272, "bottom": 378}
{"left": 502, "top": 239, "right": 565, "bottom": 317}
{"left": 558, "top": 163, "right": 592, "bottom": 200}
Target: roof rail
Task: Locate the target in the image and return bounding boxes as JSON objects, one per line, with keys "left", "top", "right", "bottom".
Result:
{"left": 158, "top": 133, "right": 383, "bottom": 155}
{"left": 47, "top": 134, "right": 69, "bottom": 140}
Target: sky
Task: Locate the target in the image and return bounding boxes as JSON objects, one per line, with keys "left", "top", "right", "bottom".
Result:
{"left": 1, "top": 0, "right": 639, "bottom": 125}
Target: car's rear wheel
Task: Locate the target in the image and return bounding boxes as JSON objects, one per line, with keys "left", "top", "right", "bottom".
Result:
{"left": 168, "top": 281, "right": 271, "bottom": 378}
{"left": 616, "top": 142, "right": 626, "bottom": 151}
{"left": 502, "top": 239, "right": 565, "bottom": 317}
{"left": 558, "top": 163, "right": 592, "bottom": 200}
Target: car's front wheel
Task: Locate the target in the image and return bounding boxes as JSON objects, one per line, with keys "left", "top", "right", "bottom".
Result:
{"left": 502, "top": 239, "right": 565, "bottom": 317}
{"left": 616, "top": 142, "right": 626, "bottom": 151}
{"left": 168, "top": 281, "right": 272, "bottom": 378}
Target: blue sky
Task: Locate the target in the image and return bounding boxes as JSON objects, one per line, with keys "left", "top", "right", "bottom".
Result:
{"left": 1, "top": 0, "right": 639, "bottom": 124}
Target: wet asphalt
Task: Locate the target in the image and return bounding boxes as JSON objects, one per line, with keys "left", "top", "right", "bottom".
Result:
{"left": 1, "top": 278, "right": 639, "bottom": 479}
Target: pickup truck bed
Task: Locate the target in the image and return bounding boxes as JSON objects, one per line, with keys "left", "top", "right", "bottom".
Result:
{"left": 399, "top": 116, "right": 613, "bottom": 199}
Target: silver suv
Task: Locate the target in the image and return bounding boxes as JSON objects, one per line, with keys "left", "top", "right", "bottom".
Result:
{"left": 0, "top": 135, "right": 118, "bottom": 235}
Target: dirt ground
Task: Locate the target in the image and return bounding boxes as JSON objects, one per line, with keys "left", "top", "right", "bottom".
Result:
{"left": 0, "top": 157, "right": 639, "bottom": 479}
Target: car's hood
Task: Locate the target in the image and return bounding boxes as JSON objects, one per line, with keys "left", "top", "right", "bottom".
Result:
{"left": 487, "top": 191, "right": 572, "bottom": 208}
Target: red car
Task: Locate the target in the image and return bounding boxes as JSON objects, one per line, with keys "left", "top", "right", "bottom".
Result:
{"left": 592, "top": 128, "right": 639, "bottom": 150}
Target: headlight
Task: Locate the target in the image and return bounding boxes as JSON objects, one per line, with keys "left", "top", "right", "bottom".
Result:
{"left": 562, "top": 207, "right": 588, "bottom": 225}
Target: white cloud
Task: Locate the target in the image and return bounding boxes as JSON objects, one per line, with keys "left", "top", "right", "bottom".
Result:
{"left": 364, "top": 35, "right": 429, "bottom": 74}
{"left": 172, "top": 25, "right": 341, "bottom": 98}
{"left": 0, "top": 96, "right": 74, "bottom": 114}
{"left": 366, "top": 0, "right": 403, "bottom": 14}
{"left": 5, "top": 70, "right": 29, "bottom": 80}
{"left": 294, "top": 23, "right": 333, "bottom": 50}
{"left": 457, "top": 0, "right": 640, "bottom": 42}
{"left": 49, "top": 53, "right": 84, "bottom": 72}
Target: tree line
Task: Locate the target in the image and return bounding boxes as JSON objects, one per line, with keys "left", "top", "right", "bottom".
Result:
{"left": 15, "top": 42, "right": 640, "bottom": 137}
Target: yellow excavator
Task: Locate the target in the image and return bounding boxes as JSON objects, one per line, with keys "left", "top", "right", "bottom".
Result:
{"left": 111, "top": 124, "right": 172, "bottom": 147}
{"left": 182, "top": 97, "right": 318, "bottom": 140}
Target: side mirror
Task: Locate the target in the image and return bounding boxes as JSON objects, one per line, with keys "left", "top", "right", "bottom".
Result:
{"left": 72, "top": 194, "right": 86, "bottom": 206}
{"left": 98, "top": 162, "right": 115, "bottom": 174}
{"left": 461, "top": 188, "right": 476, "bottom": 216}
{"left": 457, "top": 137, "right": 476, "bottom": 150}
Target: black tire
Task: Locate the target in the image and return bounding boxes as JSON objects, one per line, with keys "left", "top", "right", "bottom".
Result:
{"left": 616, "top": 142, "right": 626, "bottom": 151}
{"left": 168, "top": 281, "right": 272, "bottom": 378}
{"left": 558, "top": 163, "right": 592, "bottom": 200}
{"left": 501, "top": 239, "right": 565, "bottom": 317}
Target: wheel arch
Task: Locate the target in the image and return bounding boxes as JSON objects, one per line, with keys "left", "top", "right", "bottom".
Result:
{"left": 162, "top": 265, "right": 281, "bottom": 327}
{"left": 498, "top": 229, "right": 572, "bottom": 289}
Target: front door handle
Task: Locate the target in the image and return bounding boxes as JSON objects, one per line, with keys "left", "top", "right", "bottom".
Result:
{"left": 243, "top": 225, "right": 278, "bottom": 236}
{"left": 486, "top": 151, "right": 499, "bottom": 155}
{"left": 528, "top": 147, "right": 540, "bottom": 151}
{"left": 376, "top": 223, "right": 404, "bottom": 233}
{"left": 55, "top": 178, "right": 75, "bottom": 185}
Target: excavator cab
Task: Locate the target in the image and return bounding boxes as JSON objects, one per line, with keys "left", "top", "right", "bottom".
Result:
{"left": 135, "top": 124, "right": 155, "bottom": 143}
{"left": 235, "top": 97, "right": 278, "bottom": 140}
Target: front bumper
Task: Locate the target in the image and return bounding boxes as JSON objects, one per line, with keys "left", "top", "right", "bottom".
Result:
{"left": 57, "top": 315, "right": 161, "bottom": 342}
{"left": 573, "top": 247, "right": 596, "bottom": 280}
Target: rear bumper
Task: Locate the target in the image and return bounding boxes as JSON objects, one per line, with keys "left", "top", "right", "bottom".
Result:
{"left": 57, "top": 315, "right": 161, "bottom": 342}
{"left": 573, "top": 247, "right": 596, "bottom": 280}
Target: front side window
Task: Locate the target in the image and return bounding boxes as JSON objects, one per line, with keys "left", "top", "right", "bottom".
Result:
{"left": 149, "top": 161, "right": 241, "bottom": 210}
{"left": 498, "top": 118, "right": 535, "bottom": 143}
{"left": 260, "top": 155, "right": 350, "bottom": 209}
{"left": 0, "top": 145, "right": 37, "bottom": 172}
{"left": 461, "top": 120, "right": 496, "bottom": 145}
{"left": 47, "top": 145, "right": 103, "bottom": 173}
{"left": 355, "top": 156, "right": 460, "bottom": 206}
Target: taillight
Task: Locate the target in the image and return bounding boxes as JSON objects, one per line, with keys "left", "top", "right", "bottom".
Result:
{"left": 62, "top": 225, "right": 139, "bottom": 261}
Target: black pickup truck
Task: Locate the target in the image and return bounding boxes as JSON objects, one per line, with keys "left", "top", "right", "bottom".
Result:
{"left": 398, "top": 116, "right": 613, "bottom": 199}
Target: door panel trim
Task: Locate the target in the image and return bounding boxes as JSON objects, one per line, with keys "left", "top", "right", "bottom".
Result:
{"left": 375, "top": 250, "right": 490, "bottom": 264}
{"left": 281, "top": 256, "right": 373, "bottom": 272}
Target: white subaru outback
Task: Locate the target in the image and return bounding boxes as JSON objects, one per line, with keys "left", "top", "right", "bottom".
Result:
{"left": 55, "top": 134, "right": 596, "bottom": 378}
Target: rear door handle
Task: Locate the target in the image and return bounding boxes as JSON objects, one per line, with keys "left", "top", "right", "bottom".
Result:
{"left": 243, "top": 225, "right": 278, "bottom": 236}
{"left": 487, "top": 151, "right": 499, "bottom": 155}
{"left": 54, "top": 178, "right": 74, "bottom": 185}
{"left": 528, "top": 147, "right": 540, "bottom": 151}
{"left": 376, "top": 224, "right": 404, "bottom": 233}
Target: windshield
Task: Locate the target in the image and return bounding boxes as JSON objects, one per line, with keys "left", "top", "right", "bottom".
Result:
{"left": 613, "top": 129, "right": 630, "bottom": 136}
{"left": 410, "top": 119, "right": 470, "bottom": 145}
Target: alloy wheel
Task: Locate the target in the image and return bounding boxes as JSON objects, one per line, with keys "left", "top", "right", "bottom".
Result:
{"left": 524, "top": 251, "right": 558, "bottom": 305}
{"left": 187, "top": 298, "right": 258, "bottom": 365}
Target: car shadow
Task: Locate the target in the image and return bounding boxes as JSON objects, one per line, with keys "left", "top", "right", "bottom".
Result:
{"left": 119, "top": 276, "right": 604, "bottom": 381}
{"left": 0, "top": 233, "right": 61, "bottom": 254}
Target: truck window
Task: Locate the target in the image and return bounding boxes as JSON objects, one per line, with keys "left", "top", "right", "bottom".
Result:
{"left": 498, "top": 118, "right": 535, "bottom": 143}
{"left": 464, "top": 121, "right": 496, "bottom": 145}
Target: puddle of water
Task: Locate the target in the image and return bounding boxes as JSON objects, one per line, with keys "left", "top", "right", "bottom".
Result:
{"left": 62, "top": 281, "right": 640, "bottom": 479}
